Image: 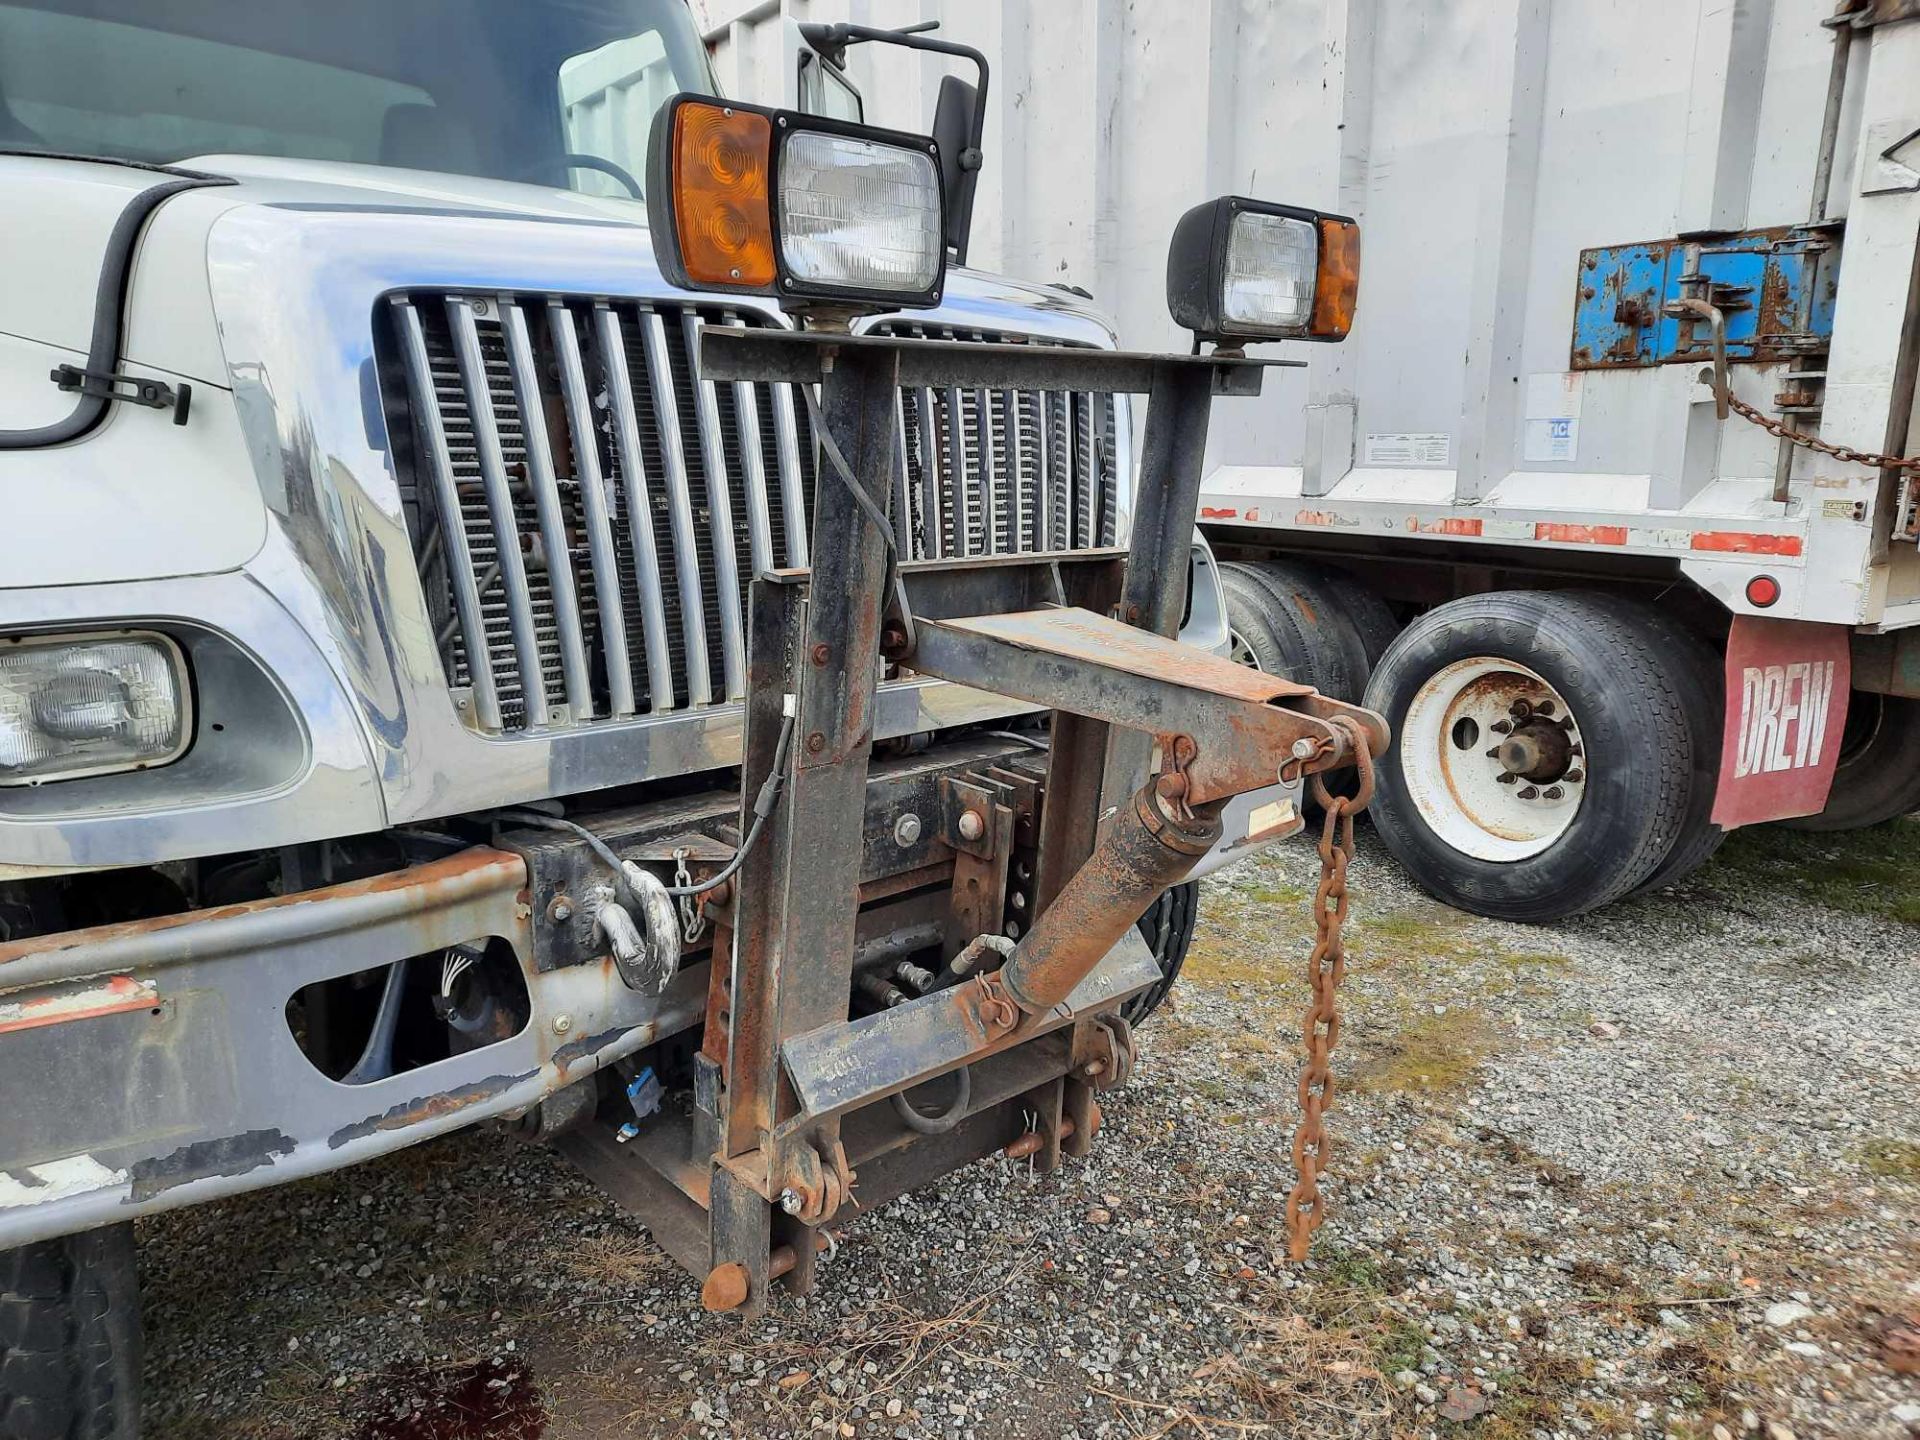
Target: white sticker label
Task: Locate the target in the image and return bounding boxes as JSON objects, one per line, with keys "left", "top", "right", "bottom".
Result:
{"left": 1363, "top": 432, "right": 1450, "bottom": 466}
{"left": 1523, "top": 372, "right": 1582, "bottom": 462}
{"left": 1524, "top": 416, "right": 1580, "bottom": 462}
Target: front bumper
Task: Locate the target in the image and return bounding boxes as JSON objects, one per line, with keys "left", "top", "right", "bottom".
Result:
{"left": 0, "top": 847, "right": 701, "bottom": 1249}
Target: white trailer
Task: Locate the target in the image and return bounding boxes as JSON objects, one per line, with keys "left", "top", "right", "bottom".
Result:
{"left": 700, "top": 0, "right": 1920, "bottom": 920}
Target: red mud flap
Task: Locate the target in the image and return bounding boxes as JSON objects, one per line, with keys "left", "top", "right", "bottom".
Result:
{"left": 1711, "top": 616, "right": 1850, "bottom": 827}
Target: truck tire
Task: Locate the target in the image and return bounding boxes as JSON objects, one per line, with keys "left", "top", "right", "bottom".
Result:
{"left": 1314, "top": 569, "right": 1400, "bottom": 683}
{"left": 1575, "top": 595, "right": 1727, "bottom": 895}
{"left": 1362, "top": 592, "right": 1695, "bottom": 922}
{"left": 1218, "top": 566, "right": 1318, "bottom": 684}
{"left": 1219, "top": 561, "right": 1364, "bottom": 701}
{"left": 0, "top": 1225, "right": 140, "bottom": 1440}
{"left": 1123, "top": 881, "right": 1199, "bottom": 1025}
{"left": 1779, "top": 692, "right": 1920, "bottom": 831}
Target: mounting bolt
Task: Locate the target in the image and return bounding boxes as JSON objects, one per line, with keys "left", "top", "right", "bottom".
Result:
{"left": 547, "top": 895, "right": 575, "bottom": 923}
{"left": 779, "top": 1187, "right": 804, "bottom": 1216}
{"left": 806, "top": 731, "right": 827, "bottom": 755}
{"left": 552, "top": 1014, "right": 573, "bottom": 1036}
{"left": 1290, "top": 738, "right": 1319, "bottom": 760}
{"left": 957, "top": 808, "right": 986, "bottom": 842}
{"left": 894, "top": 812, "right": 922, "bottom": 847}
{"left": 810, "top": 642, "right": 831, "bottom": 667}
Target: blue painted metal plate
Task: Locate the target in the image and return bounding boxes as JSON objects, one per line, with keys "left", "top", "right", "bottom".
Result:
{"left": 1570, "top": 227, "right": 1837, "bottom": 371}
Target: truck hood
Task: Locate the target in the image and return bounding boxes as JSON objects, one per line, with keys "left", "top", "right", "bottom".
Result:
{"left": 0, "top": 153, "right": 1117, "bottom": 389}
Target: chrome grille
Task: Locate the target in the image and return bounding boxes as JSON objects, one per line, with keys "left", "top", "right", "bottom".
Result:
{"left": 384, "top": 294, "right": 1121, "bottom": 734}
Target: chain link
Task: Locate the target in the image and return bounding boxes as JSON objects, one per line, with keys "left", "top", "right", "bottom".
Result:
{"left": 1285, "top": 718, "right": 1376, "bottom": 1262}
{"left": 1725, "top": 393, "right": 1920, "bottom": 472}
{"left": 672, "top": 847, "right": 707, "bottom": 946}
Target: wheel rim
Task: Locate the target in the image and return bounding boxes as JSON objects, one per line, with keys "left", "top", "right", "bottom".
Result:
{"left": 1400, "top": 656, "right": 1588, "bottom": 861}
{"left": 1228, "top": 629, "right": 1263, "bottom": 670}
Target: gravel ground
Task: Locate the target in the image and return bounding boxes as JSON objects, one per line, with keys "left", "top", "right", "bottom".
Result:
{"left": 140, "top": 820, "right": 1920, "bottom": 1440}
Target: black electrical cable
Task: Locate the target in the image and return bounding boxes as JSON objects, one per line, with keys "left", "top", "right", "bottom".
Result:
{"left": 802, "top": 384, "right": 915, "bottom": 648}
{"left": 0, "top": 151, "right": 235, "bottom": 450}
{"left": 494, "top": 711, "right": 798, "bottom": 903}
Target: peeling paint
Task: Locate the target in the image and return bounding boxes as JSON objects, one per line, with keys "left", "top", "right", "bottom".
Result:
{"left": 0, "top": 1154, "right": 129, "bottom": 1210}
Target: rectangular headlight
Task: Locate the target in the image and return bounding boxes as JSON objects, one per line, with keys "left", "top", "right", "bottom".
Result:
{"left": 647, "top": 95, "right": 947, "bottom": 312}
{"left": 1167, "top": 195, "right": 1359, "bottom": 343}
{"left": 0, "top": 632, "right": 190, "bottom": 786}
{"left": 779, "top": 130, "right": 942, "bottom": 295}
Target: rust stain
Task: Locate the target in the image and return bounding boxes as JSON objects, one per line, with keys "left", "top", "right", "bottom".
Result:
{"left": 326, "top": 1070, "right": 538, "bottom": 1150}
{"left": 0, "top": 849, "right": 526, "bottom": 968}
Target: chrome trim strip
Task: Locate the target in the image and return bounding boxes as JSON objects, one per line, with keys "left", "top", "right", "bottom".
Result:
{"left": 681, "top": 312, "right": 745, "bottom": 699}
{"left": 891, "top": 392, "right": 914, "bottom": 556}
{"left": 769, "top": 382, "right": 809, "bottom": 568}
{"left": 729, "top": 367, "right": 774, "bottom": 576}
{"left": 392, "top": 299, "right": 501, "bottom": 732}
{"left": 979, "top": 383, "right": 1000, "bottom": 555}
{"left": 640, "top": 307, "right": 713, "bottom": 707}
{"left": 916, "top": 385, "right": 941, "bottom": 560}
{"left": 1044, "top": 391, "right": 1059, "bottom": 556}
{"left": 944, "top": 386, "right": 970, "bottom": 557}
{"left": 549, "top": 302, "right": 634, "bottom": 718}
{"left": 447, "top": 297, "right": 548, "bottom": 727}
{"left": 594, "top": 305, "right": 677, "bottom": 713}
{"left": 501, "top": 301, "right": 593, "bottom": 719}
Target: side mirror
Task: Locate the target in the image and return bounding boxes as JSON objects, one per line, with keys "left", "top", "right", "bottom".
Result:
{"left": 932, "top": 75, "right": 981, "bottom": 266}
{"left": 797, "top": 21, "right": 989, "bottom": 268}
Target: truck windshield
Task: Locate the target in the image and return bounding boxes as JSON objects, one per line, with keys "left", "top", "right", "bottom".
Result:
{"left": 0, "top": 0, "right": 716, "bottom": 201}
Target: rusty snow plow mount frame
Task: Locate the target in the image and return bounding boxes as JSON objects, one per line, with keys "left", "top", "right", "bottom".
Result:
{"left": 549, "top": 327, "right": 1387, "bottom": 1317}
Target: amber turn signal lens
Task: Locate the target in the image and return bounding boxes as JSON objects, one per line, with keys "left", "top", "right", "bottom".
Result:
{"left": 1310, "top": 217, "right": 1359, "bottom": 340}
{"left": 672, "top": 102, "right": 775, "bottom": 289}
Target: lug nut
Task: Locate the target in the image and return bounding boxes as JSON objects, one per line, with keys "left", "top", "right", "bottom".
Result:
{"left": 1535, "top": 700, "right": 1555, "bottom": 716}
{"left": 957, "top": 808, "right": 986, "bottom": 842}
{"left": 1565, "top": 768, "right": 1585, "bottom": 783}
{"left": 1491, "top": 719, "right": 1513, "bottom": 734}
{"left": 1517, "top": 786, "right": 1539, "bottom": 800}
{"left": 1509, "top": 700, "right": 1531, "bottom": 719}
{"left": 1542, "top": 785, "right": 1564, "bottom": 800}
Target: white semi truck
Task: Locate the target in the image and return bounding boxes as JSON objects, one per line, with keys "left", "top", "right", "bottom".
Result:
{"left": 1187, "top": 0, "right": 1920, "bottom": 920}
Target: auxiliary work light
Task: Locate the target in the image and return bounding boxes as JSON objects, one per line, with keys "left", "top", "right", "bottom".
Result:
{"left": 647, "top": 95, "right": 947, "bottom": 311}
{"left": 0, "top": 631, "right": 190, "bottom": 785}
{"left": 1166, "top": 196, "right": 1359, "bottom": 343}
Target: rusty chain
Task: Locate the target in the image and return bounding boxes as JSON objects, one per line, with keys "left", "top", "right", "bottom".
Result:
{"left": 1285, "top": 717, "right": 1376, "bottom": 1262}
{"left": 1725, "top": 393, "right": 1920, "bottom": 472}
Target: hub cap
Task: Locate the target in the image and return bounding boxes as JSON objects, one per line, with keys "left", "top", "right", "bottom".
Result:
{"left": 1400, "top": 657, "right": 1586, "bottom": 861}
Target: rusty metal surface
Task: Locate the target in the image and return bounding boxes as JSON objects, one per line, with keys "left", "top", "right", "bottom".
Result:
{"left": 777, "top": 930, "right": 1160, "bottom": 1128}
{"left": 999, "top": 783, "right": 1220, "bottom": 1015}
{"left": 912, "top": 607, "right": 1383, "bottom": 804}
{"left": 699, "top": 325, "right": 1294, "bottom": 395}
{"left": 1285, "top": 718, "right": 1377, "bottom": 1260}
{"left": 0, "top": 846, "right": 708, "bottom": 1251}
